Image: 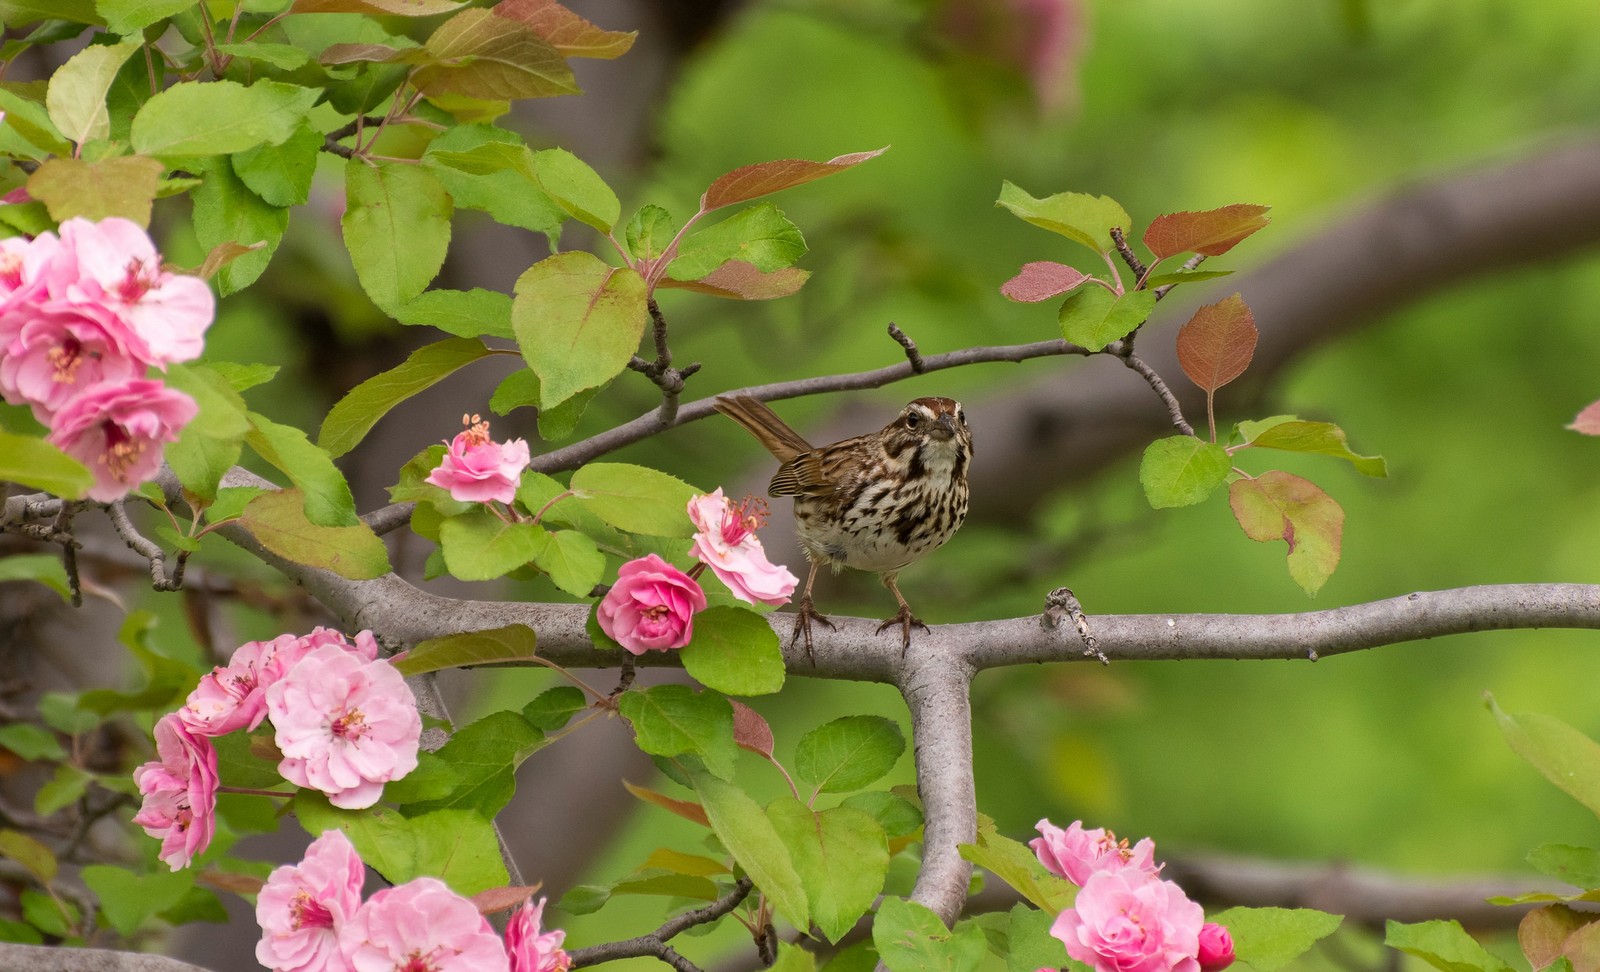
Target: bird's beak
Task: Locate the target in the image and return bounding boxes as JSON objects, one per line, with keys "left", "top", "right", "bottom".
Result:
{"left": 935, "top": 414, "right": 957, "bottom": 438}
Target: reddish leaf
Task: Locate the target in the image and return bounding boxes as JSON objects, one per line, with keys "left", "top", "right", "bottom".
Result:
{"left": 493, "top": 0, "right": 636, "bottom": 59}
{"left": 197, "top": 870, "right": 266, "bottom": 896}
{"left": 1000, "top": 261, "right": 1088, "bottom": 302}
{"left": 701, "top": 148, "right": 887, "bottom": 213}
{"left": 1177, "top": 293, "right": 1257, "bottom": 392}
{"left": 470, "top": 884, "right": 544, "bottom": 915}
{"left": 1568, "top": 399, "right": 1600, "bottom": 435}
{"left": 1143, "top": 204, "right": 1270, "bottom": 259}
{"left": 413, "top": 9, "right": 578, "bottom": 101}
{"left": 195, "top": 241, "right": 266, "bottom": 281}
{"left": 1520, "top": 905, "right": 1591, "bottom": 971}
{"left": 1565, "top": 918, "right": 1600, "bottom": 972}
{"left": 622, "top": 780, "right": 709, "bottom": 827}
{"left": 292, "top": 0, "right": 464, "bottom": 13}
{"left": 1229, "top": 471, "right": 1343, "bottom": 595}
{"left": 657, "top": 261, "right": 809, "bottom": 300}
{"left": 729, "top": 700, "right": 775, "bottom": 758}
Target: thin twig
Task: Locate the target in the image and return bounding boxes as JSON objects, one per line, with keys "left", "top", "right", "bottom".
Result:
{"left": 626, "top": 298, "right": 699, "bottom": 425}
{"left": 887, "top": 322, "right": 926, "bottom": 373}
{"left": 1110, "top": 227, "right": 1147, "bottom": 280}
{"left": 322, "top": 115, "right": 387, "bottom": 159}
{"left": 570, "top": 877, "right": 755, "bottom": 970}
{"left": 1153, "top": 253, "right": 1208, "bottom": 301}
{"left": 105, "top": 501, "right": 183, "bottom": 591}
{"left": 1116, "top": 348, "right": 1195, "bottom": 437}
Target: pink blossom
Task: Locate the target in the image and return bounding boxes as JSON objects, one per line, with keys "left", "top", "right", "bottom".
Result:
{"left": 0, "top": 311, "right": 141, "bottom": 420}
{"left": 597, "top": 553, "right": 706, "bottom": 655}
{"left": 0, "top": 231, "right": 61, "bottom": 340}
{"left": 47, "top": 377, "right": 196, "bottom": 501}
{"left": 1032, "top": 818, "right": 1159, "bottom": 886}
{"left": 1197, "top": 923, "right": 1235, "bottom": 972}
{"left": 256, "top": 829, "right": 365, "bottom": 972}
{"left": 132, "top": 713, "right": 219, "bottom": 870}
{"left": 1051, "top": 869, "right": 1204, "bottom": 972}
{"left": 51, "top": 217, "right": 213, "bottom": 366}
{"left": 687, "top": 489, "right": 797, "bottom": 607}
{"left": 266, "top": 646, "right": 421, "bottom": 809}
{"left": 181, "top": 628, "right": 382, "bottom": 737}
{"left": 424, "top": 415, "right": 530, "bottom": 504}
{"left": 506, "top": 897, "right": 570, "bottom": 972}
{"left": 341, "top": 877, "right": 509, "bottom": 972}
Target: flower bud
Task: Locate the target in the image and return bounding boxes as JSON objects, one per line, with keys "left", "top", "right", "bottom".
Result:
{"left": 1198, "top": 922, "right": 1236, "bottom": 972}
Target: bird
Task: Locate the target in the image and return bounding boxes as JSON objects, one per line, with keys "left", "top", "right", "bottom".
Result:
{"left": 713, "top": 394, "right": 973, "bottom": 657}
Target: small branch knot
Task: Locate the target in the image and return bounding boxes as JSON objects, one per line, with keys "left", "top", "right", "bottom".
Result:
{"left": 1042, "top": 586, "right": 1107, "bottom": 664}
{"left": 888, "top": 322, "right": 927, "bottom": 373}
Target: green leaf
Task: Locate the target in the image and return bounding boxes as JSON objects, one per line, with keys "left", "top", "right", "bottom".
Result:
{"left": 1002, "top": 904, "right": 1069, "bottom": 972}
{"left": 523, "top": 685, "right": 588, "bottom": 731}
{"left": 437, "top": 508, "right": 547, "bottom": 581}
{"left": 292, "top": 792, "right": 425, "bottom": 886}
{"left": 0, "top": 83, "right": 71, "bottom": 157}
{"left": 28, "top": 154, "right": 165, "bottom": 225}
{"left": 395, "top": 623, "right": 539, "bottom": 677}
{"left": 609, "top": 870, "right": 721, "bottom": 902}
{"left": 213, "top": 40, "right": 312, "bottom": 70}
{"left": 512, "top": 251, "right": 646, "bottom": 409}
{"left": 190, "top": 155, "right": 287, "bottom": 295}
{"left": 131, "top": 79, "right": 320, "bottom": 157}
{"left": 0, "top": 828, "right": 56, "bottom": 885}
{"left": 768, "top": 798, "right": 889, "bottom": 943}
{"left": 1527, "top": 844, "right": 1600, "bottom": 888}
{"left": 166, "top": 362, "right": 251, "bottom": 439}
{"left": 34, "top": 765, "right": 89, "bottom": 816}
{"left": 412, "top": 8, "right": 577, "bottom": 101}
{"left": 395, "top": 288, "right": 514, "bottom": 340}
{"left": 246, "top": 412, "right": 358, "bottom": 527}
{"left": 619, "top": 685, "right": 737, "bottom": 780}
{"left": 343, "top": 159, "right": 453, "bottom": 313}
{"left": 794, "top": 715, "right": 906, "bottom": 795}
{"left": 569, "top": 462, "right": 697, "bottom": 537}
{"left": 1488, "top": 695, "right": 1600, "bottom": 820}
{"left": 45, "top": 39, "right": 140, "bottom": 145}
{"left": 996, "top": 181, "right": 1131, "bottom": 255}
{"left": 421, "top": 123, "right": 563, "bottom": 234}
{"left": 1139, "top": 435, "right": 1231, "bottom": 509}
{"left": 669, "top": 203, "right": 807, "bottom": 280}
{"left": 212, "top": 732, "right": 291, "bottom": 791}
{"left": 0, "top": 432, "right": 92, "bottom": 497}
{"left": 959, "top": 816, "right": 1074, "bottom": 913}
{"left": 1058, "top": 286, "right": 1155, "bottom": 351}
{"left": 238, "top": 488, "right": 390, "bottom": 579}
{"left": 231, "top": 122, "right": 321, "bottom": 207}
{"left": 687, "top": 764, "right": 809, "bottom": 930}
{"left": 873, "top": 896, "right": 988, "bottom": 972}
{"left": 1228, "top": 471, "right": 1344, "bottom": 595}
{"left": 0, "top": 553, "right": 71, "bottom": 602}
{"left": 81, "top": 865, "right": 192, "bottom": 938}
{"left": 490, "top": 369, "right": 540, "bottom": 415}
{"left": 0, "top": 724, "right": 64, "bottom": 761}
{"left": 1210, "top": 907, "right": 1343, "bottom": 972}
{"left": 79, "top": 611, "right": 196, "bottom": 715}
{"left": 164, "top": 422, "right": 243, "bottom": 505}
{"left": 206, "top": 486, "right": 263, "bottom": 525}
{"left": 2, "top": 0, "right": 101, "bottom": 27}
{"left": 627, "top": 204, "right": 678, "bottom": 263}
{"left": 532, "top": 528, "right": 605, "bottom": 596}
{"left": 1144, "top": 268, "right": 1237, "bottom": 287}
{"left": 841, "top": 791, "right": 923, "bottom": 840}
{"left": 319, "top": 337, "right": 491, "bottom": 458}
{"left": 97, "top": 0, "right": 195, "bottom": 32}
{"left": 681, "top": 606, "right": 785, "bottom": 696}
{"left": 1236, "top": 418, "right": 1387, "bottom": 477}
{"left": 530, "top": 147, "right": 619, "bottom": 232}
{"left": 405, "top": 710, "right": 545, "bottom": 818}
{"left": 1384, "top": 919, "right": 1514, "bottom": 972}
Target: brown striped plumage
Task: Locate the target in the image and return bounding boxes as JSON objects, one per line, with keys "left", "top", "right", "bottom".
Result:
{"left": 713, "top": 394, "right": 973, "bottom": 657}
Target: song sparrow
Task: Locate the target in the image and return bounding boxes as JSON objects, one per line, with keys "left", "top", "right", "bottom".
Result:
{"left": 713, "top": 394, "right": 973, "bottom": 656}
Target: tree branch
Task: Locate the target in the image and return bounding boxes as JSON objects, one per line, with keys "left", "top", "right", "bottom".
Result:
{"left": 0, "top": 944, "right": 215, "bottom": 972}
{"left": 897, "top": 652, "right": 976, "bottom": 926}
{"left": 570, "top": 876, "right": 756, "bottom": 970}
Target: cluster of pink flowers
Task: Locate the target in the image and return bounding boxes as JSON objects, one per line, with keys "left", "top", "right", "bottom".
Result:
{"left": 1032, "top": 819, "right": 1235, "bottom": 972}
{"left": 426, "top": 414, "right": 531, "bottom": 505}
{"left": 256, "top": 829, "right": 570, "bottom": 972}
{"left": 596, "top": 490, "right": 797, "bottom": 655}
{"left": 0, "top": 217, "right": 212, "bottom": 501}
{"left": 133, "top": 628, "right": 420, "bottom": 870}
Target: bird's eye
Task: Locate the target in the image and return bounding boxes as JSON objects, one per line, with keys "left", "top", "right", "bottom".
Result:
{"left": 956, "top": 408, "right": 966, "bottom": 426}
{"left": 905, "top": 412, "right": 921, "bottom": 429}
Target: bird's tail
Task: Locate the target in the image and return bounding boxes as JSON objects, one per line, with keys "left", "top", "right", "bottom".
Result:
{"left": 713, "top": 395, "right": 812, "bottom": 462}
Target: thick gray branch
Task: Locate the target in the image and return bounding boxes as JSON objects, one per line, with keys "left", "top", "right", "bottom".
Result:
{"left": 0, "top": 944, "right": 212, "bottom": 972}
{"left": 898, "top": 653, "right": 977, "bottom": 926}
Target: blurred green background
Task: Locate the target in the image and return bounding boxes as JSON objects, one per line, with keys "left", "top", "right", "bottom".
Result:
{"left": 136, "top": 0, "right": 1600, "bottom": 966}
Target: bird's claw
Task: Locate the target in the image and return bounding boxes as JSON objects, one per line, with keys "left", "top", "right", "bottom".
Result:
{"left": 877, "top": 606, "right": 929, "bottom": 656}
{"left": 788, "top": 596, "right": 835, "bottom": 664}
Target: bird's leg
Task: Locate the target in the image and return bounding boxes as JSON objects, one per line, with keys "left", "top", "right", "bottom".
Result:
{"left": 875, "top": 572, "right": 929, "bottom": 655}
{"left": 789, "top": 560, "right": 835, "bottom": 663}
